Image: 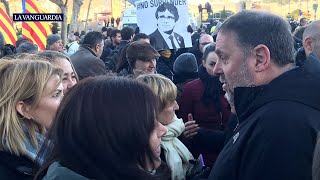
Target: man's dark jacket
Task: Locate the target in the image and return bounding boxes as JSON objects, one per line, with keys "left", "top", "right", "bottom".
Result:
{"left": 100, "top": 40, "right": 117, "bottom": 65}
{"left": 0, "top": 151, "right": 33, "bottom": 180}
{"left": 149, "top": 29, "right": 185, "bottom": 51}
{"left": 70, "top": 45, "right": 107, "bottom": 80}
{"left": 104, "top": 40, "right": 129, "bottom": 72}
{"left": 209, "top": 54, "right": 320, "bottom": 180}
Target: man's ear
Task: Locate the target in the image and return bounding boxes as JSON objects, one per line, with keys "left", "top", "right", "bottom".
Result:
{"left": 252, "top": 44, "right": 270, "bottom": 72}
{"left": 16, "top": 101, "right": 33, "bottom": 119}
{"left": 303, "top": 37, "right": 313, "bottom": 52}
{"left": 95, "top": 43, "right": 100, "bottom": 52}
{"left": 202, "top": 59, "right": 206, "bottom": 67}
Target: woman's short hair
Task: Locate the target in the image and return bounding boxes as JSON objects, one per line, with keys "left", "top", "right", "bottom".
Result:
{"left": 0, "top": 59, "right": 62, "bottom": 156}
{"left": 36, "top": 50, "right": 79, "bottom": 82}
{"left": 35, "top": 76, "right": 166, "bottom": 179}
{"left": 136, "top": 74, "right": 177, "bottom": 111}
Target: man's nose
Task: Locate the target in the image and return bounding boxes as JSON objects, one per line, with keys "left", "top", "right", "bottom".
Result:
{"left": 173, "top": 101, "right": 179, "bottom": 111}
{"left": 213, "top": 60, "right": 223, "bottom": 76}
{"left": 150, "top": 59, "right": 156, "bottom": 67}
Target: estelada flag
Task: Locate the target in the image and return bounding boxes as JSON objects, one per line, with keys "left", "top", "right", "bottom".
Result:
{"left": 0, "top": 3, "right": 17, "bottom": 45}
{"left": 22, "top": 0, "right": 52, "bottom": 50}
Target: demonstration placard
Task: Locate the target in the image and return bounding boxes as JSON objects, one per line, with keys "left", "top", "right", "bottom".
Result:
{"left": 136, "top": 0, "right": 192, "bottom": 51}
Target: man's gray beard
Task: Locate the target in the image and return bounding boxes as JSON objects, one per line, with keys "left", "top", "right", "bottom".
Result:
{"left": 224, "top": 58, "right": 254, "bottom": 108}
{"left": 224, "top": 91, "right": 235, "bottom": 107}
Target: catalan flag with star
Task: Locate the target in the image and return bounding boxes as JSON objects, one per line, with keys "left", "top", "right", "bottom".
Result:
{"left": 0, "top": 3, "right": 17, "bottom": 45}
{"left": 22, "top": 0, "right": 52, "bottom": 50}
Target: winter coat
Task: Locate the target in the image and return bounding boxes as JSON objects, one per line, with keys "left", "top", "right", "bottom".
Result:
{"left": 174, "top": 77, "right": 198, "bottom": 103}
{"left": 177, "top": 79, "right": 231, "bottom": 167}
{"left": 100, "top": 40, "right": 117, "bottom": 64}
{"left": 192, "top": 114, "right": 239, "bottom": 156}
{"left": 178, "top": 79, "right": 231, "bottom": 131}
{"left": 65, "top": 41, "right": 80, "bottom": 57}
{"left": 70, "top": 45, "right": 107, "bottom": 80}
{"left": 43, "top": 162, "right": 89, "bottom": 180}
{"left": 0, "top": 151, "right": 33, "bottom": 180}
{"left": 105, "top": 40, "right": 130, "bottom": 72}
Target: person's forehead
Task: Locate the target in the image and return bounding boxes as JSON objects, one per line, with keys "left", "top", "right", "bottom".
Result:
{"left": 137, "top": 58, "right": 155, "bottom": 62}
{"left": 43, "top": 74, "right": 61, "bottom": 95}
{"left": 215, "top": 32, "right": 237, "bottom": 54}
{"left": 54, "top": 58, "right": 71, "bottom": 69}
{"left": 206, "top": 51, "right": 218, "bottom": 62}
{"left": 158, "top": 9, "right": 174, "bottom": 16}
{"left": 200, "top": 35, "right": 213, "bottom": 43}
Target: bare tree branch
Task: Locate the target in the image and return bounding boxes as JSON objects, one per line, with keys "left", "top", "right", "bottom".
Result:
{"left": 49, "top": 0, "right": 68, "bottom": 45}
{"left": 85, "top": 0, "right": 93, "bottom": 32}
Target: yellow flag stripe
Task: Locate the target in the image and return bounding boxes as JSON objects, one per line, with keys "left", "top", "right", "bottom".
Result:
{"left": 22, "top": 0, "right": 52, "bottom": 49}
{"left": 24, "top": 22, "right": 47, "bottom": 42}
{"left": 25, "top": 2, "right": 51, "bottom": 35}
{"left": 0, "top": 3, "right": 17, "bottom": 45}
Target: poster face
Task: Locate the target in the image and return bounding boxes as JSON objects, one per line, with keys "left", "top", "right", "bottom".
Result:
{"left": 136, "top": 0, "right": 192, "bottom": 51}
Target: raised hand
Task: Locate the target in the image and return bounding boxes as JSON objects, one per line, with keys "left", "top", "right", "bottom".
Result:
{"left": 183, "top": 113, "right": 200, "bottom": 139}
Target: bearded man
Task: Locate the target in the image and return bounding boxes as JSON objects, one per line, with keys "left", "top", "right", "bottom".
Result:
{"left": 208, "top": 10, "right": 320, "bottom": 180}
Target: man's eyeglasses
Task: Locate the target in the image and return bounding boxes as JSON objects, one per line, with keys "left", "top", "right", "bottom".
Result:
{"left": 159, "top": 15, "right": 175, "bottom": 20}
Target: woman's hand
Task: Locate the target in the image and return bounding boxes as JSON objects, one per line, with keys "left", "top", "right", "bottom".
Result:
{"left": 183, "top": 114, "right": 200, "bottom": 139}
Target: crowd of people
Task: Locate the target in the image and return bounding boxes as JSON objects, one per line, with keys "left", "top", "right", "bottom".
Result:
{"left": 0, "top": 9, "right": 320, "bottom": 180}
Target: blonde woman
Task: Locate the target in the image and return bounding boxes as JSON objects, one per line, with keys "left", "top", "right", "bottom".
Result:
{"left": 0, "top": 59, "right": 63, "bottom": 179}
{"left": 36, "top": 50, "right": 79, "bottom": 94}
{"left": 137, "top": 74, "right": 195, "bottom": 180}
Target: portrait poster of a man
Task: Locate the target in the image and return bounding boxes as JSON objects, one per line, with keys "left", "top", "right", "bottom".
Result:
{"left": 136, "top": 0, "right": 192, "bottom": 51}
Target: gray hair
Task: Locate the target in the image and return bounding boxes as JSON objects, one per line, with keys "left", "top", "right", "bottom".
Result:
{"left": 303, "top": 20, "right": 320, "bottom": 41}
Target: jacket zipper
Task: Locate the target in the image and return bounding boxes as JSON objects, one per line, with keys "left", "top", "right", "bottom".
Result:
{"left": 233, "top": 113, "right": 240, "bottom": 132}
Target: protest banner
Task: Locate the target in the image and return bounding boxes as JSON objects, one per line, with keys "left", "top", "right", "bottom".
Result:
{"left": 136, "top": 0, "right": 192, "bottom": 51}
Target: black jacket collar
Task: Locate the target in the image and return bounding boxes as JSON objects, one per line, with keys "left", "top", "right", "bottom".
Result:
{"left": 234, "top": 55, "right": 320, "bottom": 124}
